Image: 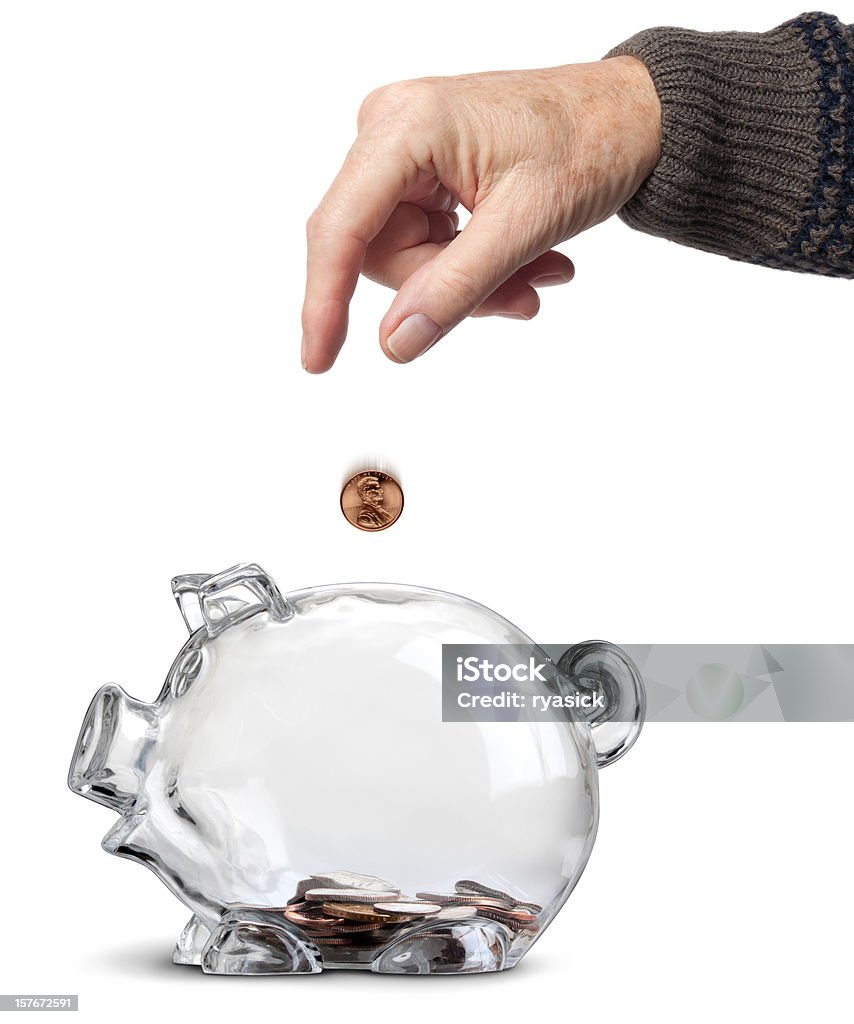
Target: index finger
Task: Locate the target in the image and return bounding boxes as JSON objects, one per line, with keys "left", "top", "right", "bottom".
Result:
{"left": 301, "top": 134, "right": 416, "bottom": 373}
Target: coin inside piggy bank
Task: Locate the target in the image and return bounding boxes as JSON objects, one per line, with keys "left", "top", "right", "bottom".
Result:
{"left": 68, "top": 563, "right": 644, "bottom": 975}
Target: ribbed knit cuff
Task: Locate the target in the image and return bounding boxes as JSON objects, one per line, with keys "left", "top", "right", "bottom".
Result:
{"left": 607, "top": 12, "right": 853, "bottom": 277}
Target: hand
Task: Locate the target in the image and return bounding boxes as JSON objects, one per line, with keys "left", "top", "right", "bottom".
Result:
{"left": 301, "top": 56, "right": 661, "bottom": 372}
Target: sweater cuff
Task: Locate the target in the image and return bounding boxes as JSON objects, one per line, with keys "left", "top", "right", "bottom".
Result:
{"left": 606, "top": 13, "right": 854, "bottom": 276}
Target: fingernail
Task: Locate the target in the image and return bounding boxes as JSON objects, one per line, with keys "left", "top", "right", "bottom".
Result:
{"left": 499, "top": 311, "right": 533, "bottom": 320}
{"left": 387, "top": 314, "right": 443, "bottom": 362}
{"left": 300, "top": 334, "right": 308, "bottom": 370}
{"left": 531, "top": 272, "right": 573, "bottom": 287}
{"left": 437, "top": 213, "right": 456, "bottom": 241}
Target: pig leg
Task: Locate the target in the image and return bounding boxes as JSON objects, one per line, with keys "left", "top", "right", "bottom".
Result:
{"left": 173, "top": 914, "right": 212, "bottom": 966}
{"left": 372, "top": 922, "right": 509, "bottom": 975}
{"left": 200, "top": 910, "right": 321, "bottom": 975}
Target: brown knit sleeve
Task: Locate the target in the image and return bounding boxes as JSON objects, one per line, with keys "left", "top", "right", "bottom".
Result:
{"left": 606, "top": 12, "right": 853, "bottom": 277}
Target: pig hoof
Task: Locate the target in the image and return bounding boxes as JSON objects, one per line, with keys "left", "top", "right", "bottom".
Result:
{"left": 173, "top": 914, "right": 212, "bottom": 966}
{"left": 200, "top": 913, "right": 321, "bottom": 975}
{"left": 372, "top": 923, "right": 508, "bottom": 974}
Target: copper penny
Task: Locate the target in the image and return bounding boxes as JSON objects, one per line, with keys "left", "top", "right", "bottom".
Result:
{"left": 478, "top": 910, "right": 540, "bottom": 934}
{"left": 478, "top": 907, "right": 538, "bottom": 926}
{"left": 320, "top": 919, "right": 401, "bottom": 934}
{"left": 514, "top": 901, "right": 544, "bottom": 914}
{"left": 284, "top": 907, "right": 345, "bottom": 928}
{"left": 340, "top": 471, "right": 403, "bottom": 532}
{"left": 321, "top": 901, "right": 395, "bottom": 921}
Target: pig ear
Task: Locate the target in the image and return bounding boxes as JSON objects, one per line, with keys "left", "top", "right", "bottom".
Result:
{"left": 171, "top": 574, "right": 213, "bottom": 632}
{"left": 172, "top": 564, "right": 292, "bottom": 637}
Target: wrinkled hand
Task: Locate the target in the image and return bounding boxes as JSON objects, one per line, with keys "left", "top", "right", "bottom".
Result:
{"left": 301, "top": 56, "right": 660, "bottom": 372}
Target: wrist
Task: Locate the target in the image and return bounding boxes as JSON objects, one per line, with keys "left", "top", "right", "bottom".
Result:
{"left": 603, "top": 16, "right": 852, "bottom": 273}
{"left": 602, "top": 55, "right": 662, "bottom": 188}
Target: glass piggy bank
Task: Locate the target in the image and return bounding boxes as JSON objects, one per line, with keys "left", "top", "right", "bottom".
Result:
{"left": 68, "top": 563, "right": 644, "bottom": 975}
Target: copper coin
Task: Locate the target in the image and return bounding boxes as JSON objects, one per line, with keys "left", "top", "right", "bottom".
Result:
{"left": 514, "top": 901, "right": 544, "bottom": 914}
{"left": 283, "top": 900, "right": 311, "bottom": 914}
{"left": 476, "top": 908, "right": 539, "bottom": 930}
{"left": 492, "top": 908, "right": 539, "bottom": 925}
{"left": 321, "top": 901, "right": 395, "bottom": 921}
{"left": 300, "top": 927, "right": 349, "bottom": 938}
{"left": 323, "top": 919, "right": 401, "bottom": 934}
{"left": 340, "top": 471, "right": 404, "bottom": 532}
{"left": 284, "top": 907, "right": 345, "bottom": 928}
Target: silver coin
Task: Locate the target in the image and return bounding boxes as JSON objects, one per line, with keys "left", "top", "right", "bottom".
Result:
{"left": 311, "top": 870, "right": 397, "bottom": 892}
{"left": 305, "top": 887, "right": 398, "bottom": 903}
{"left": 455, "top": 879, "right": 515, "bottom": 903}
{"left": 415, "top": 891, "right": 512, "bottom": 908}
{"left": 373, "top": 902, "right": 441, "bottom": 917}
{"left": 454, "top": 880, "right": 542, "bottom": 914}
{"left": 434, "top": 905, "right": 477, "bottom": 921}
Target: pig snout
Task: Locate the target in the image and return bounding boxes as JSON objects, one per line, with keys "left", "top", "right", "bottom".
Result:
{"left": 68, "top": 684, "right": 157, "bottom": 812}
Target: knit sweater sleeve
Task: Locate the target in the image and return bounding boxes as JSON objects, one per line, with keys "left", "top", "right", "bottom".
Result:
{"left": 606, "top": 12, "right": 853, "bottom": 277}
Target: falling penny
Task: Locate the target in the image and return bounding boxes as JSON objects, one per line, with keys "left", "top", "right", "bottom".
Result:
{"left": 340, "top": 471, "right": 404, "bottom": 532}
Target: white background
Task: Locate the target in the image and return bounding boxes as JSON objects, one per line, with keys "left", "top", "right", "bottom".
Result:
{"left": 1, "top": 1, "right": 851, "bottom": 1019}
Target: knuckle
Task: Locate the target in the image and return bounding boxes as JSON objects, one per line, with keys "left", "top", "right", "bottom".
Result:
{"left": 357, "top": 86, "right": 386, "bottom": 128}
{"left": 359, "top": 78, "right": 447, "bottom": 127}
{"left": 442, "top": 263, "right": 483, "bottom": 308}
{"left": 306, "top": 207, "right": 331, "bottom": 240}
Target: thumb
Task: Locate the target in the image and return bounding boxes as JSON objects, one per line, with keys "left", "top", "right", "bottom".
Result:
{"left": 381, "top": 196, "right": 539, "bottom": 363}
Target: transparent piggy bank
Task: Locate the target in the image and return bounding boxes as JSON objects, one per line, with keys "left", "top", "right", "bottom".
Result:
{"left": 68, "top": 563, "right": 644, "bottom": 975}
